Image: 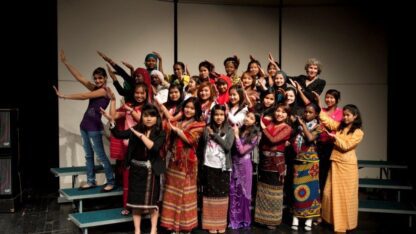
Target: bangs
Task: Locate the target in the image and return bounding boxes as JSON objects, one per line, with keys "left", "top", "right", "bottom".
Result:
{"left": 142, "top": 107, "right": 158, "bottom": 117}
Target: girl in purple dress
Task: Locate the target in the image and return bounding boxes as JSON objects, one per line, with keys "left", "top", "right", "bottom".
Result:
{"left": 228, "top": 111, "right": 261, "bottom": 229}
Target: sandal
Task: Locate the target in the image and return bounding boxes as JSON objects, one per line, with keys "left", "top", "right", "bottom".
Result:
{"left": 267, "top": 225, "right": 276, "bottom": 230}
{"left": 101, "top": 184, "right": 116, "bottom": 192}
{"left": 313, "top": 217, "right": 322, "bottom": 226}
{"left": 120, "top": 209, "right": 130, "bottom": 216}
{"left": 78, "top": 183, "right": 96, "bottom": 190}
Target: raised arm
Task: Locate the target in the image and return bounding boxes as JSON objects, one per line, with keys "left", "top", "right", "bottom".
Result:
{"left": 233, "top": 125, "right": 259, "bottom": 155}
{"left": 97, "top": 51, "right": 135, "bottom": 87}
{"left": 294, "top": 80, "right": 311, "bottom": 106}
{"left": 53, "top": 85, "right": 107, "bottom": 100}
{"left": 261, "top": 121, "right": 291, "bottom": 143}
{"left": 60, "top": 50, "right": 95, "bottom": 91}
{"left": 208, "top": 127, "right": 235, "bottom": 153}
{"left": 319, "top": 111, "right": 340, "bottom": 131}
{"left": 153, "top": 51, "right": 164, "bottom": 75}
{"left": 121, "top": 61, "right": 135, "bottom": 77}
{"left": 268, "top": 52, "right": 280, "bottom": 71}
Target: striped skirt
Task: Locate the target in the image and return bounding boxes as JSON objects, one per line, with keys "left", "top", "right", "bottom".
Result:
{"left": 321, "top": 161, "right": 358, "bottom": 232}
{"left": 160, "top": 165, "right": 198, "bottom": 232}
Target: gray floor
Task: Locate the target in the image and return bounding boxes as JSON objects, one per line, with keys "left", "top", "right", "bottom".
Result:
{"left": 0, "top": 191, "right": 414, "bottom": 234}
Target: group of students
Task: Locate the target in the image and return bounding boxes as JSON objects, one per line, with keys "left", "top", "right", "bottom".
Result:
{"left": 55, "top": 50, "right": 364, "bottom": 234}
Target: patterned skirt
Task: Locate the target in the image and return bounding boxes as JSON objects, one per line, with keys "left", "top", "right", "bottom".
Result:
{"left": 160, "top": 162, "right": 198, "bottom": 232}
{"left": 254, "top": 170, "right": 284, "bottom": 226}
{"left": 201, "top": 166, "right": 230, "bottom": 231}
{"left": 292, "top": 161, "right": 321, "bottom": 218}
{"left": 127, "top": 162, "right": 160, "bottom": 212}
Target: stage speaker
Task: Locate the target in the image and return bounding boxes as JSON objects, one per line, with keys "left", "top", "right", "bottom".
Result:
{"left": 0, "top": 109, "right": 20, "bottom": 212}
{"left": 0, "top": 158, "right": 12, "bottom": 195}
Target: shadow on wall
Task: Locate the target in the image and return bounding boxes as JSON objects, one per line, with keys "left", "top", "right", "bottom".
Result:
{"left": 58, "top": 126, "right": 111, "bottom": 187}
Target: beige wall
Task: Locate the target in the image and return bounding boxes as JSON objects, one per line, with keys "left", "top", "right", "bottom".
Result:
{"left": 58, "top": 1, "right": 387, "bottom": 187}
{"left": 178, "top": 3, "right": 279, "bottom": 75}
{"left": 57, "top": 0, "right": 174, "bottom": 187}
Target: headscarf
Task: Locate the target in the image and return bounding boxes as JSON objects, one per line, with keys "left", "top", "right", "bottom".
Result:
{"left": 133, "top": 68, "right": 153, "bottom": 102}
{"left": 145, "top": 53, "right": 158, "bottom": 62}
{"left": 150, "top": 70, "right": 164, "bottom": 82}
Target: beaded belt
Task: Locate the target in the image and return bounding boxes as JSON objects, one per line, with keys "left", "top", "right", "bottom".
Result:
{"left": 262, "top": 151, "right": 284, "bottom": 157}
{"left": 131, "top": 159, "right": 151, "bottom": 169}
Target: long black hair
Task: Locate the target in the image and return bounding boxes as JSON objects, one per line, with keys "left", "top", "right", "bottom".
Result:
{"left": 181, "top": 97, "right": 202, "bottom": 121}
{"left": 240, "top": 112, "right": 261, "bottom": 143}
{"left": 164, "top": 84, "right": 184, "bottom": 116}
{"left": 338, "top": 104, "right": 362, "bottom": 135}
{"left": 227, "top": 85, "right": 247, "bottom": 115}
{"left": 136, "top": 104, "right": 162, "bottom": 134}
{"left": 209, "top": 104, "right": 228, "bottom": 135}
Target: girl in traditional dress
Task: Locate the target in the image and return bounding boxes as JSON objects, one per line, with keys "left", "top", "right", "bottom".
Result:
{"left": 254, "top": 104, "right": 292, "bottom": 229}
{"left": 109, "top": 103, "right": 166, "bottom": 234}
{"left": 291, "top": 103, "right": 322, "bottom": 231}
{"left": 229, "top": 111, "right": 261, "bottom": 229}
{"left": 319, "top": 104, "right": 364, "bottom": 233}
{"left": 160, "top": 97, "right": 206, "bottom": 233}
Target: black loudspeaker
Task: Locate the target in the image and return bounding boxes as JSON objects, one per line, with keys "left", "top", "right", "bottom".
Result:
{"left": 0, "top": 109, "right": 20, "bottom": 212}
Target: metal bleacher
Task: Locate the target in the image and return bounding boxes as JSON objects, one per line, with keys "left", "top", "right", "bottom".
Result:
{"left": 51, "top": 165, "right": 132, "bottom": 234}
{"left": 358, "top": 160, "right": 415, "bottom": 227}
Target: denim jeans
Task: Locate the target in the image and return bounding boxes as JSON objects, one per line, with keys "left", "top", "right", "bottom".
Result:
{"left": 80, "top": 129, "right": 114, "bottom": 186}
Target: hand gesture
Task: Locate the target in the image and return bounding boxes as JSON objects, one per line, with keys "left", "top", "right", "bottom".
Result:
{"left": 100, "top": 107, "right": 112, "bottom": 121}
{"left": 232, "top": 124, "right": 239, "bottom": 136}
{"left": 97, "top": 51, "right": 112, "bottom": 64}
{"left": 122, "top": 61, "right": 134, "bottom": 71}
{"left": 152, "top": 51, "right": 162, "bottom": 60}
{"left": 277, "top": 88, "right": 286, "bottom": 95}
{"left": 268, "top": 52, "right": 280, "bottom": 71}
{"left": 297, "top": 116, "right": 305, "bottom": 126}
{"left": 260, "top": 118, "right": 266, "bottom": 130}
{"left": 324, "top": 128, "right": 336, "bottom": 138}
{"left": 294, "top": 80, "right": 302, "bottom": 92}
{"left": 258, "top": 67, "right": 266, "bottom": 78}
{"left": 207, "top": 126, "right": 214, "bottom": 135}
{"left": 153, "top": 95, "right": 162, "bottom": 106}
{"left": 53, "top": 85, "right": 64, "bottom": 99}
{"left": 122, "top": 103, "right": 133, "bottom": 112}
{"left": 185, "top": 64, "right": 190, "bottom": 76}
{"left": 288, "top": 78, "right": 297, "bottom": 88}
{"left": 312, "top": 91, "right": 322, "bottom": 108}
{"left": 168, "top": 121, "right": 179, "bottom": 133}
{"left": 105, "top": 86, "right": 116, "bottom": 100}
{"left": 60, "top": 49, "right": 67, "bottom": 64}
{"left": 224, "top": 103, "right": 230, "bottom": 116}
{"left": 106, "top": 64, "right": 118, "bottom": 82}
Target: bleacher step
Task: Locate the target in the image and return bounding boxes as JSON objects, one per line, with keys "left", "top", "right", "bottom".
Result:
{"left": 359, "top": 178, "right": 412, "bottom": 190}
{"left": 60, "top": 185, "right": 122, "bottom": 201}
{"left": 69, "top": 208, "right": 132, "bottom": 229}
{"left": 51, "top": 165, "right": 114, "bottom": 177}
{"left": 358, "top": 160, "right": 407, "bottom": 169}
{"left": 359, "top": 200, "right": 416, "bottom": 215}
